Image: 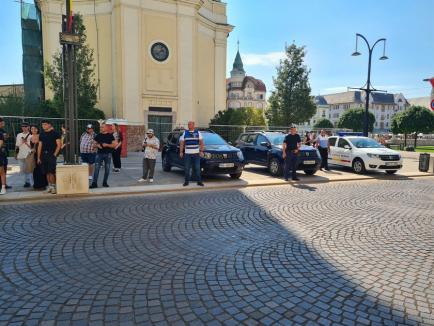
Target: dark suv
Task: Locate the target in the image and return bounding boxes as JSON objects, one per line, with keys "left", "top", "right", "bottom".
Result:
{"left": 235, "top": 131, "right": 321, "bottom": 176}
{"left": 162, "top": 129, "right": 245, "bottom": 179}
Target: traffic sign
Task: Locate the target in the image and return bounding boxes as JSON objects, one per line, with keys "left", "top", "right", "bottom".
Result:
{"left": 431, "top": 99, "right": 434, "bottom": 111}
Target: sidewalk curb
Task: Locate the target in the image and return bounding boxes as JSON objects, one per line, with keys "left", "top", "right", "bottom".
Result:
{"left": 1, "top": 173, "right": 433, "bottom": 204}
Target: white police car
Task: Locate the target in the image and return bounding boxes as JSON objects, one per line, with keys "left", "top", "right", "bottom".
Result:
{"left": 328, "top": 132, "right": 403, "bottom": 174}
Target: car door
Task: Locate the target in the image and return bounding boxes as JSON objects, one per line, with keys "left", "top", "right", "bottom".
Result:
{"left": 254, "top": 134, "right": 270, "bottom": 165}
{"left": 244, "top": 134, "right": 257, "bottom": 162}
{"left": 169, "top": 132, "right": 182, "bottom": 167}
{"left": 337, "top": 138, "right": 352, "bottom": 167}
{"left": 328, "top": 137, "right": 338, "bottom": 165}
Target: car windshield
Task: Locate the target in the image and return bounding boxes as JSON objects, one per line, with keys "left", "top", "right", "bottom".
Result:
{"left": 351, "top": 137, "right": 383, "bottom": 148}
{"left": 265, "top": 133, "right": 285, "bottom": 145}
{"left": 202, "top": 133, "right": 227, "bottom": 145}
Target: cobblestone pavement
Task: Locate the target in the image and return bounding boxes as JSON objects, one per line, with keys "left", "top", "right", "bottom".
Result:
{"left": 0, "top": 179, "right": 433, "bottom": 326}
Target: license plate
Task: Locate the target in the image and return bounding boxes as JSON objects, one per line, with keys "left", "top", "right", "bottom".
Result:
{"left": 385, "top": 162, "right": 398, "bottom": 166}
{"left": 303, "top": 160, "right": 316, "bottom": 165}
{"left": 219, "top": 163, "right": 234, "bottom": 168}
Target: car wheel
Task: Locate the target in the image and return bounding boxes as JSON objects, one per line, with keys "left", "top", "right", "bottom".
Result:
{"left": 352, "top": 158, "right": 366, "bottom": 174}
{"left": 162, "top": 154, "right": 171, "bottom": 172}
{"left": 304, "top": 169, "right": 317, "bottom": 176}
{"left": 386, "top": 170, "right": 397, "bottom": 175}
{"left": 268, "top": 157, "right": 283, "bottom": 176}
{"left": 230, "top": 172, "right": 242, "bottom": 179}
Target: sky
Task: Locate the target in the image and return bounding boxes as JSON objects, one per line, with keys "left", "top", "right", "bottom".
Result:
{"left": 0, "top": 0, "right": 433, "bottom": 99}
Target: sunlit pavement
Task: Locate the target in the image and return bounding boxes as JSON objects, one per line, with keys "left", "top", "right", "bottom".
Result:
{"left": 0, "top": 178, "right": 433, "bottom": 325}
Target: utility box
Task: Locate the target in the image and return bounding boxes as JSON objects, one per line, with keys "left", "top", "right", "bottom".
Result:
{"left": 56, "top": 164, "right": 89, "bottom": 195}
{"left": 419, "top": 153, "right": 430, "bottom": 172}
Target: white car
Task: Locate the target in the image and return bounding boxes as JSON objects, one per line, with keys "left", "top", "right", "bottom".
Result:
{"left": 328, "top": 133, "right": 403, "bottom": 174}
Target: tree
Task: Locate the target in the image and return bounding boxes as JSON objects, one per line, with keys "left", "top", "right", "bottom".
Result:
{"left": 210, "top": 107, "right": 266, "bottom": 126}
{"left": 337, "top": 108, "right": 375, "bottom": 132}
{"left": 313, "top": 118, "right": 334, "bottom": 129}
{"left": 391, "top": 106, "right": 434, "bottom": 148}
{"left": 44, "top": 14, "right": 105, "bottom": 120}
{"left": 265, "top": 43, "right": 316, "bottom": 126}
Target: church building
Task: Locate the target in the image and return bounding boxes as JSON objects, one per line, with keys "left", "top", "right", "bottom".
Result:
{"left": 226, "top": 45, "right": 267, "bottom": 110}
{"left": 37, "top": 0, "right": 233, "bottom": 143}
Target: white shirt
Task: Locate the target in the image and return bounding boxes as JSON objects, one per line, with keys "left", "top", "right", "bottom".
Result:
{"left": 317, "top": 135, "right": 329, "bottom": 148}
{"left": 143, "top": 136, "right": 160, "bottom": 160}
{"left": 16, "top": 132, "right": 32, "bottom": 159}
{"left": 179, "top": 130, "right": 203, "bottom": 154}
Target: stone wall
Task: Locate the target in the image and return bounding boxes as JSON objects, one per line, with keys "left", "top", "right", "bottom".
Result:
{"left": 126, "top": 125, "right": 146, "bottom": 152}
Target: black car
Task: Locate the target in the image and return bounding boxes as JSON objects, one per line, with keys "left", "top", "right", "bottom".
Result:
{"left": 235, "top": 131, "right": 322, "bottom": 176}
{"left": 162, "top": 129, "right": 245, "bottom": 179}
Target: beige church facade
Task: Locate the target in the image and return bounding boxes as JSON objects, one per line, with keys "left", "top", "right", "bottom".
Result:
{"left": 38, "top": 0, "right": 233, "bottom": 133}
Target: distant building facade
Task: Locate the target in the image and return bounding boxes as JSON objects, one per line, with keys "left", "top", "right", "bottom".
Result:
{"left": 309, "top": 91, "right": 410, "bottom": 132}
{"left": 226, "top": 48, "right": 267, "bottom": 110}
{"left": 0, "top": 84, "right": 24, "bottom": 98}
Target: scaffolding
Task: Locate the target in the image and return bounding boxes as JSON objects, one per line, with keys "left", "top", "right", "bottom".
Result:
{"left": 21, "top": 1, "right": 44, "bottom": 105}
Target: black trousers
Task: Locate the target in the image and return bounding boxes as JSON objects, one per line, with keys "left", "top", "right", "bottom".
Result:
{"left": 112, "top": 147, "right": 122, "bottom": 169}
{"left": 319, "top": 147, "right": 329, "bottom": 169}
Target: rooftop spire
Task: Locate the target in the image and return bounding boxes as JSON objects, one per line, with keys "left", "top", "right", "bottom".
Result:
{"left": 232, "top": 40, "right": 245, "bottom": 74}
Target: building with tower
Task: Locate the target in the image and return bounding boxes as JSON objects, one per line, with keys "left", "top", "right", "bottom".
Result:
{"left": 226, "top": 44, "right": 267, "bottom": 110}
{"left": 37, "top": 0, "right": 232, "bottom": 145}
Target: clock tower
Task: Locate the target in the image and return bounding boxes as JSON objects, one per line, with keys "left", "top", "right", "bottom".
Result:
{"left": 37, "top": 0, "right": 233, "bottom": 147}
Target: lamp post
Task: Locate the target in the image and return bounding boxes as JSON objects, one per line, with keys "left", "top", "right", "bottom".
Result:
{"left": 351, "top": 33, "right": 388, "bottom": 136}
{"left": 60, "top": 0, "right": 80, "bottom": 164}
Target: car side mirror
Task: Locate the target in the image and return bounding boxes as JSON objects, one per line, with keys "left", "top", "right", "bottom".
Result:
{"left": 344, "top": 145, "right": 351, "bottom": 150}
{"left": 260, "top": 141, "right": 271, "bottom": 148}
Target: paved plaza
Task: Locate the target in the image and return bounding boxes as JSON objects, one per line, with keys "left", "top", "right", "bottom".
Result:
{"left": 0, "top": 178, "right": 433, "bottom": 325}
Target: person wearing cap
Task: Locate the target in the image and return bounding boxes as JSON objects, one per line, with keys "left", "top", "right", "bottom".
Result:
{"left": 37, "top": 120, "right": 61, "bottom": 194}
{"left": 282, "top": 125, "right": 301, "bottom": 181}
{"left": 15, "top": 122, "right": 33, "bottom": 187}
{"left": 138, "top": 129, "right": 160, "bottom": 183}
{"left": 80, "top": 124, "right": 97, "bottom": 181}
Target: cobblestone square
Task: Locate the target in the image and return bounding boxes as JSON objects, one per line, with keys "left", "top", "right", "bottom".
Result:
{"left": 0, "top": 178, "right": 433, "bottom": 325}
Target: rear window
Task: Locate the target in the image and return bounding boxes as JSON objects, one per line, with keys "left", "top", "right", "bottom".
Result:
{"left": 238, "top": 134, "right": 249, "bottom": 143}
{"left": 329, "top": 137, "right": 337, "bottom": 146}
{"left": 246, "top": 134, "right": 257, "bottom": 144}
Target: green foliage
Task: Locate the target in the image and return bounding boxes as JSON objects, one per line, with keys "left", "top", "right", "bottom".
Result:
{"left": 44, "top": 14, "right": 105, "bottom": 120}
{"left": 210, "top": 107, "right": 266, "bottom": 126}
{"left": 265, "top": 44, "right": 316, "bottom": 126}
{"left": 337, "top": 108, "right": 375, "bottom": 132}
{"left": 391, "top": 106, "right": 434, "bottom": 134}
{"left": 0, "top": 96, "right": 61, "bottom": 118}
{"left": 313, "top": 118, "right": 334, "bottom": 129}
{"left": 391, "top": 106, "right": 434, "bottom": 147}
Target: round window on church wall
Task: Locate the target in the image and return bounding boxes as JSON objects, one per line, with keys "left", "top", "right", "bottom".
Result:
{"left": 150, "top": 42, "right": 169, "bottom": 62}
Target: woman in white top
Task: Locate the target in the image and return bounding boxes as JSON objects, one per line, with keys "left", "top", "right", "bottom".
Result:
{"left": 15, "top": 122, "right": 33, "bottom": 187}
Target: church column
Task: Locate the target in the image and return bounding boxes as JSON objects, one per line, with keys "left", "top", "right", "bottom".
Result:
{"left": 214, "top": 30, "right": 227, "bottom": 114}
{"left": 177, "top": 4, "right": 196, "bottom": 125}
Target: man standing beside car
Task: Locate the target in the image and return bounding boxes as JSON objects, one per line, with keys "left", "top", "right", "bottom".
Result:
{"left": 282, "top": 125, "right": 301, "bottom": 181}
{"left": 179, "top": 121, "right": 204, "bottom": 187}
{"left": 316, "top": 129, "right": 330, "bottom": 171}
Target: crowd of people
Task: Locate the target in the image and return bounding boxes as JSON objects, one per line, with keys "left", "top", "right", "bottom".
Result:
{"left": 0, "top": 119, "right": 131, "bottom": 195}
{"left": 0, "top": 118, "right": 365, "bottom": 194}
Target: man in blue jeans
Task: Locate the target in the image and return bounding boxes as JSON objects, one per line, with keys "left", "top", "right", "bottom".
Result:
{"left": 179, "top": 121, "right": 205, "bottom": 187}
{"left": 282, "top": 125, "right": 301, "bottom": 181}
{"left": 90, "top": 123, "right": 117, "bottom": 188}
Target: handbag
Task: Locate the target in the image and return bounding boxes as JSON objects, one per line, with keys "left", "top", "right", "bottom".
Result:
{"left": 24, "top": 150, "right": 35, "bottom": 173}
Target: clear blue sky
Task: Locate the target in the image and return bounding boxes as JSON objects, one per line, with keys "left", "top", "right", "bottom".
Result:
{"left": 1, "top": 0, "right": 433, "bottom": 98}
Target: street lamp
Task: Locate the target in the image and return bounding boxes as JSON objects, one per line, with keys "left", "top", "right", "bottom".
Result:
{"left": 351, "top": 33, "right": 389, "bottom": 136}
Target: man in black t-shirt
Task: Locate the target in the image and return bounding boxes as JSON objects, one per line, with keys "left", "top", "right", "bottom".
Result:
{"left": 38, "top": 120, "right": 61, "bottom": 194}
{"left": 282, "top": 125, "right": 301, "bottom": 181}
{"left": 90, "top": 123, "right": 117, "bottom": 188}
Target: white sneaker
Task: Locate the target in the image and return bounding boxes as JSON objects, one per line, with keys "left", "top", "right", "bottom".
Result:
{"left": 149, "top": 179, "right": 154, "bottom": 183}
{"left": 0, "top": 187, "right": 6, "bottom": 195}
{"left": 88, "top": 176, "right": 93, "bottom": 180}
{"left": 51, "top": 188, "right": 57, "bottom": 194}
{"left": 45, "top": 186, "right": 53, "bottom": 193}
{"left": 138, "top": 178, "right": 146, "bottom": 182}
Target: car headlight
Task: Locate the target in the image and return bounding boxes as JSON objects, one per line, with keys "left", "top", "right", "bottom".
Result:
{"left": 367, "top": 153, "right": 380, "bottom": 159}
{"left": 237, "top": 151, "right": 244, "bottom": 160}
{"left": 204, "top": 152, "right": 212, "bottom": 159}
